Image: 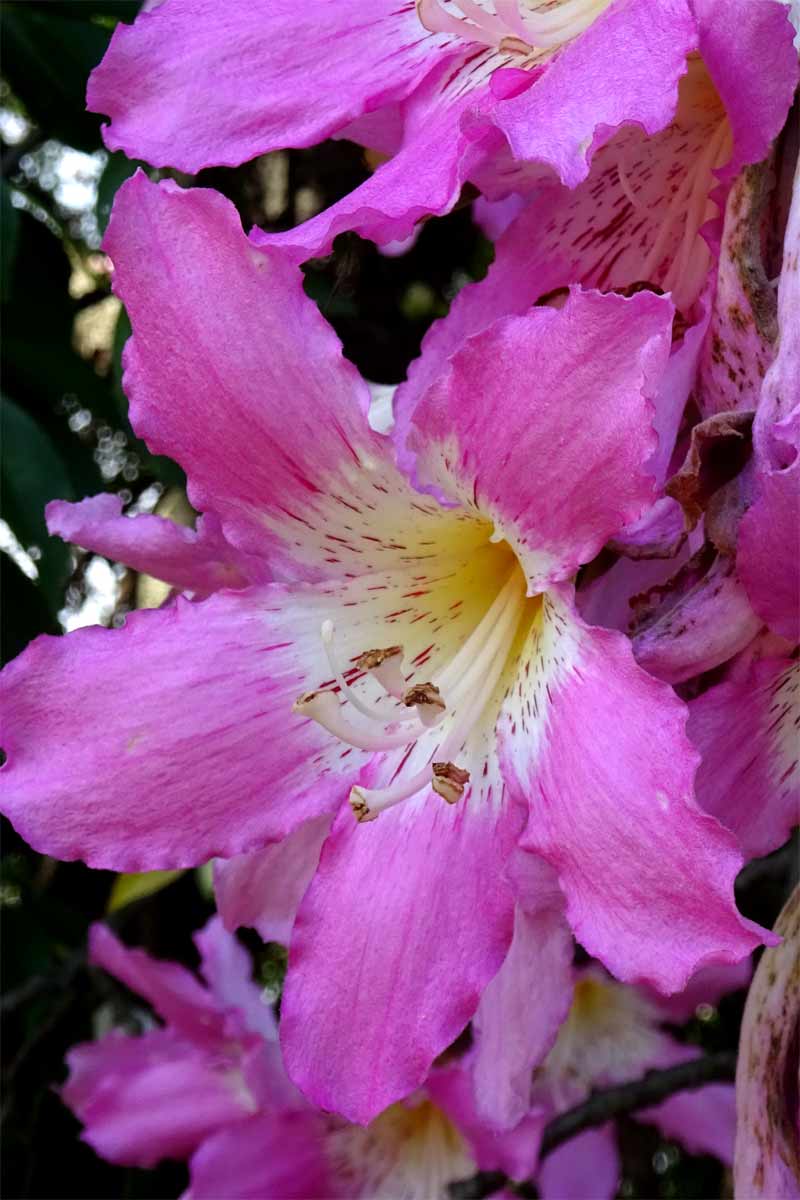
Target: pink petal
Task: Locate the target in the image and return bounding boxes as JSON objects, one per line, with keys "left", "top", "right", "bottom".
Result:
{"left": 194, "top": 916, "right": 277, "bottom": 1043}
{"left": 638, "top": 1083, "right": 736, "bottom": 1164}
{"left": 62, "top": 1030, "right": 254, "bottom": 1167}
{"left": 491, "top": 0, "right": 695, "bottom": 189}
{"left": 0, "top": 586, "right": 362, "bottom": 870}
{"left": 87, "top": 0, "right": 440, "bottom": 171}
{"left": 215, "top": 816, "right": 331, "bottom": 946}
{"left": 538, "top": 1125, "right": 620, "bottom": 1200}
{"left": 280, "top": 792, "right": 525, "bottom": 1124}
{"left": 106, "top": 174, "right": 438, "bottom": 578}
{"left": 407, "top": 289, "right": 672, "bottom": 591}
{"left": 427, "top": 1062, "right": 545, "bottom": 1180}
{"left": 692, "top": 0, "right": 798, "bottom": 181}
{"left": 472, "top": 852, "right": 574, "bottom": 1130}
{"left": 185, "top": 1112, "right": 334, "bottom": 1200}
{"left": 254, "top": 71, "right": 496, "bottom": 263}
{"left": 735, "top": 887, "right": 800, "bottom": 1198}
{"left": 645, "top": 957, "right": 752, "bottom": 1024}
{"left": 689, "top": 657, "right": 799, "bottom": 860}
{"left": 47, "top": 495, "right": 268, "bottom": 595}
{"left": 89, "top": 923, "right": 224, "bottom": 1042}
{"left": 501, "top": 588, "right": 769, "bottom": 993}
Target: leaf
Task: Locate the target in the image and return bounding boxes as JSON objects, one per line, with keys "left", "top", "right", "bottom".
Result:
{"left": 0, "top": 181, "right": 20, "bottom": 304}
{"left": 1, "top": 396, "right": 75, "bottom": 612}
{"left": 106, "top": 870, "right": 184, "bottom": 913}
{"left": 1, "top": 4, "right": 112, "bottom": 153}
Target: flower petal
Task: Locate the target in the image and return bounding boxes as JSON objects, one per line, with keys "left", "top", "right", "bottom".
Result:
{"left": 538, "top": 1126, "right": 620, "bottom": 1200}
{"left": 185, "top": 1112, "right": 334, "bottom": 1200}
{"left": 279, "top": 790, "right": 525, "bottom": 1124}
{"left": 472, "top": 852, "right": 573, "bottom": 1130}
{"left": 47, "top": 495, "right": 268, "bottom": 595}
{"left": 637, "top": 1083, "right": 736, "bottom": 1164}
{"left": 87, "top": 0, "right": 441, "bottom": 171}
{"left": 62, "top": 1030, "right": 253, "bottom": 1167}
{"left": 107, "top": 174, "right": 453, "bottom": 578}
{"left": 500, "top": 588, "right": 769, "bottom": 993}
{"left": 689, "top": 657, "right": 799, "bottom": 860}
{"left": 407, "top": 289, "right": 672, "bottom": 591}
{"left": 738, "top": 459, "right": 800, "bottom": 643}
{"left": 194, "top": 916, "right": 277, "bottom": 1043}
{"left": 0, "top": 586, "right": 363, "bottom": 870}
{"left": 89, "top": 923, "right": 224, "bottom": 1041}
{"left": 427, "top": 1062, "right": 545, "bottom": 1181}
{"left": 215, "top": 815, "right": 331, "bottom": 945}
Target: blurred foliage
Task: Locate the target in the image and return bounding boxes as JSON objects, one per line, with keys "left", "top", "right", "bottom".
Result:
{"left": 0, "top": 5, "right": 796, "bottom": 1200}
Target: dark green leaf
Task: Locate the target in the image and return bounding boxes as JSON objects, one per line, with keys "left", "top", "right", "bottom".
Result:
{"left": 1, "top": 396, "right": 75, "bottom": 612}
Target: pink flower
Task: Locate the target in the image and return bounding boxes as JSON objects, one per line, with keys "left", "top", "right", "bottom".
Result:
{"left": 63, "top": 918, "right": 543, "bottom": 1199}
{"left": 86, "top": 0, "right": 795, "bottom": 258}
{"left": 0, "top": 174, "right": 769, "bottom": 1124}
{"left": 530, "top": 959, "right": 750, "bottom": 1199}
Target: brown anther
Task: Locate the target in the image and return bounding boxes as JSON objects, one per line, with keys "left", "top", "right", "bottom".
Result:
{"left": 355, "top": 646, "right": 403, "bottom": 671}
{"left": 402, "top": 682, "right": 445, "bottom": 711}
{"left": 292, "top": 690, "right": 320, "bottom": 714}
{"left": 349, "top": 788, "right": 379, "bottom": 824}
{"left": 431, "top": 761, "right": 470, "bottom": 805}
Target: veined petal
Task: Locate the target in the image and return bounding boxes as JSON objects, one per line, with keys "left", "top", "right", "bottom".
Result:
{"left": 107, "top": 174, "right": 460, "bottom": 578}
{"left": 500, "top": 588, "right": 769, "bottom": 993}
{"left": 87, "top": 0, "right": 443, "bottom": 171}
{"left": 214, "top": 816, "right": 331, "bottom": 947}
{"left": 490, "top": 0, "right": 695, "bottom": 189}
{"left": 279, "top": 787, "right": 525, "bottom": 1125}
{"left": 47, "top": 495, "right": 268, "bottom": 595}
{"left": 689, "top": 657, "right": 799, "bottom": 860}
{"left": 407, "top": 289, "right": 672, "bottom": 591}
{"left": 472, "top": 852, "right": 574, "bottom": 1130}
{"left": 0, "top": 586, "right": 363, "bottom": 870}
{"left": 62, "top": 1030, "right": 254, "bottom": 1168}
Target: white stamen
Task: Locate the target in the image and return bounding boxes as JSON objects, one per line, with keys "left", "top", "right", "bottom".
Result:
{"left": 293, "top": 692, "right": 421, "bottom": 753}
{"left": 418, "top": 0, "right": 612, "bottom": 53}
{"left": 348, "top": 570, "right": 526, "bottom": 821}
{"left": 320, "top": 621, "right": 418, "bottom": 725}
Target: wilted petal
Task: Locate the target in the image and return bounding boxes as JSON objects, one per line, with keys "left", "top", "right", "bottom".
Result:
{"left": 689, "top": 657, "right": 799, "bottom": 859}
{"left": 735, "top": 886, "right": 800, "bottom": 1198}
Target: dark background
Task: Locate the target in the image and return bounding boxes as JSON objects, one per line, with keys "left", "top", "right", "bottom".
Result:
{"left": 0, "top": 4, "right": 795, "bottom": 1197}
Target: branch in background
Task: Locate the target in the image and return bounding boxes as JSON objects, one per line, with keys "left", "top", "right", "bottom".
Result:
{"left": 448, "top": 1052, "right": 737, "bottom": 1200}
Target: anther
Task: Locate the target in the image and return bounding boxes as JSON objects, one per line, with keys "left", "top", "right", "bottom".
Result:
{"left": 355, "top": 646, "right": 406, "bottom": 699}
{"left": 350, "top": 788, "right": 380, "bottom": 823}
{"left": 402, "top": 682, "right": 446, "bottom": 727}
{"left": 431, "top": 762, "right": 470, "bottom": 804}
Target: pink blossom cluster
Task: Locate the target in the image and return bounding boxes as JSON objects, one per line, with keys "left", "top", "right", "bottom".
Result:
{"left": 1, "top": 1, "right": 799, "bottom": 1196}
